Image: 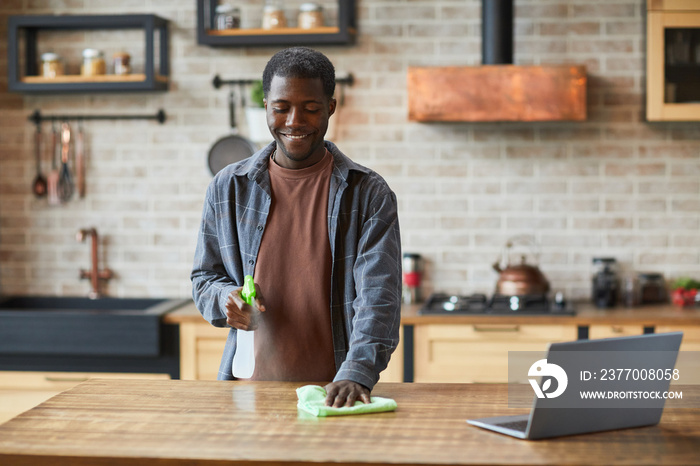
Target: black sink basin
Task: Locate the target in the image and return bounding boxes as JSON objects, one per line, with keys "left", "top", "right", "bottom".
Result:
{"left": 0, "top": 296, "right": 190, "bottom": 357}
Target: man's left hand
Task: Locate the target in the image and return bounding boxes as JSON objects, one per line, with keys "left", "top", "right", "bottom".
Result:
{"left": 324, "top": 380, "right": 370, "bottom": 407}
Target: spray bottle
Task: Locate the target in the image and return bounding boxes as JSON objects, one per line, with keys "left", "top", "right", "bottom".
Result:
{"left": 232, "top": 275, "right": 257, "bottom": 378}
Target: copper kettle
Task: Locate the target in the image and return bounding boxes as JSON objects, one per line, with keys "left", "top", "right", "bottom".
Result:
{"left": 492, "top": 237, "right": 550, "bottom": 296}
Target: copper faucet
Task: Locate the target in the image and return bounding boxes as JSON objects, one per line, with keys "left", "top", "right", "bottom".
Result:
{"left": 76, "top": 228, "right": 113, "bottom": 299}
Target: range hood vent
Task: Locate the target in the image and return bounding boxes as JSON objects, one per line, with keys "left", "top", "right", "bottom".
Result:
{"left": 408, "top": 0, "right": 586, "bottom": 122}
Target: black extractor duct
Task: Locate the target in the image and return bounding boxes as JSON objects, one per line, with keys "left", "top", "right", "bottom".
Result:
{"left": 482, "top": 0, "right": 513, "bottom": 65}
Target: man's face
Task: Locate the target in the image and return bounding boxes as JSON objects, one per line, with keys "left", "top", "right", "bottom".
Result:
{"left": 264, "top": 75, "right": 336, "bottom": 169}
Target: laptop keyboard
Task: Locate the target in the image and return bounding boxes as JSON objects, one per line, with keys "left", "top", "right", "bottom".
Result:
{"left": 496, "top": 419, "right": 529, "bottom": 432}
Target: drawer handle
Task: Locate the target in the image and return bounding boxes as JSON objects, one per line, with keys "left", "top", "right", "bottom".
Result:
{"left": 44, "top": 376, "right": 89, "bottom": 383}
{"left": 473, "top": 325, "right": 520, "bottom": 332}
{"left": 611, "top": 326, "right": 624, "bottom": 333}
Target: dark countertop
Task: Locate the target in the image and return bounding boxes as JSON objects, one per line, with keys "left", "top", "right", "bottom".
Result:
{"left": 164, "top": 301, "right": 700, "bottom": 326}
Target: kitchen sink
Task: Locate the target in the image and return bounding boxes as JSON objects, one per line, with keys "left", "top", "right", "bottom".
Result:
{"left": 0, "top": 296, "right": 190, "bottom": 358}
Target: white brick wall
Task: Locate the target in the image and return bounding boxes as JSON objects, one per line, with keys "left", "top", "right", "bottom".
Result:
{"left": 0, "top": 0, "right": 698, "bottom": 301}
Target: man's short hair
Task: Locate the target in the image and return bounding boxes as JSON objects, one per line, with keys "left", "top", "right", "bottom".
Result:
{"left": 262, "top": 47, "right": 336, "bottom": 99}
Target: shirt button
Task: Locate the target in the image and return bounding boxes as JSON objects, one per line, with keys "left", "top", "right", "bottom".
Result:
{"left": 257, "top": 225, "right": 263, "bottom": 231}
{"left": 248, "top": 260, "right": 254, "bottom": 265}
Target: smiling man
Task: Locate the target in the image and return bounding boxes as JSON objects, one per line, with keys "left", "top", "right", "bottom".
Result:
{"left": 191, "top": 47, "right": 402, "bottom": 407}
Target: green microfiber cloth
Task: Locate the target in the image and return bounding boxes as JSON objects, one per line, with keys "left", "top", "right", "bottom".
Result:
{"left": 296, "top": 385, "right": 397, "bottom": 417}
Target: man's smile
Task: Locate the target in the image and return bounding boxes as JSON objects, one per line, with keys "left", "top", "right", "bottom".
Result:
{"left": 281, "top": 133, "right": 312, "bottom": 141}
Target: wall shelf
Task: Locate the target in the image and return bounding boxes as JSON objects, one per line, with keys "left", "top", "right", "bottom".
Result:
{"left": 7, "top": 14, "right": 170, "bottom": 94}
{"left": 196, "top": 0, "right": 356, "bottom": 47}
{"left": 646, "top": 0, "right": 700, "bottom": 121}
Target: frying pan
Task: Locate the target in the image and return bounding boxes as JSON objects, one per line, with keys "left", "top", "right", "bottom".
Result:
{"left": 207, "top": 89, "right": 258, "bottom": 176}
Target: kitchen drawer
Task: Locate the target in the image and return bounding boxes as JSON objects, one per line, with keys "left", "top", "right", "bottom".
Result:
{"left": 655, "top": 325, "right": 700, "bottom": 384}
{"left": 588, "top": 325, "right": 645, "bottom": 340}
{"left": 414, "top": 324, "right": 576, "bottom": 383}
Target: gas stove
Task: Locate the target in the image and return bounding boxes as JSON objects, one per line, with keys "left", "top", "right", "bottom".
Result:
{"left": 419, "top": 293, "right": 575, "bottom": 316}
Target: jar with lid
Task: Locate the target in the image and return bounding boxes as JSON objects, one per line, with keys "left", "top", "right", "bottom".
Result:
{"left": 591, "top": 257, "right": 619, "bottom": 308}
{"left": 112, "top": 51, "right": 131, "bottom": 75}
{"left": 262, "top": 1, "right": 287, "bottom": 29}
{"left": 637, "top": 272, "right": 668, "bottom": 305}
{"left": 214, "top": 4, "right": 241, "bottom": 30}
{"left": 41, "top": 52, "right": 64, "bottom": 78}
{"left": 298, "top": 3, "right": 324, "bottom": 29}
{"left": 81, "top": 49, "right": 106, "bottom": 76}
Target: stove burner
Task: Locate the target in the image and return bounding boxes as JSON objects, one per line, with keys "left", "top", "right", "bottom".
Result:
{"left": 419, "top": 293, "right": 575, "bottom": 315}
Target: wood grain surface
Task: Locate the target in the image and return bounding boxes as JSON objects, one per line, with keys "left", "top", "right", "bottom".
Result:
{"left": 0, "top": 379, "right": 698, "bottom": 465}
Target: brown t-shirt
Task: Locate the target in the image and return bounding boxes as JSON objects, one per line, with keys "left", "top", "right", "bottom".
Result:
{"left": 250, "top": 150, "right": 336, "bottom": 382}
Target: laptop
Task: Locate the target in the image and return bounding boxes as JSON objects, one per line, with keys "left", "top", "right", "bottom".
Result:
{"left": 467, "top": 332, "right": 683, "bottom": 440}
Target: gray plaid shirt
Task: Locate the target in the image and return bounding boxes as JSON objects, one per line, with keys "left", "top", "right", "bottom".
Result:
{"left": 191, "top": 141, "right": 402, "bottom": 390}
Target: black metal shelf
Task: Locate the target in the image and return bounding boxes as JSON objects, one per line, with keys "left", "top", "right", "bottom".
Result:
{"left": 28, "top": 109, "right": 167, "bottom": 125}
{"left": 7, "top": 14, "right": 170, "bottom": 94}
{"left": 196, "top": 0, "right": 356, "bottom": 47}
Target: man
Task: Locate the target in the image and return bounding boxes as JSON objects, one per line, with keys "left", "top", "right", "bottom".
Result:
{"left": 191, "top": 47, "right": 402, "bottom": 408}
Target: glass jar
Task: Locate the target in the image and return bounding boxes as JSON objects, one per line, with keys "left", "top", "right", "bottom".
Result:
{"left": 591, "top": 257, "right": 619, "bottom": 308}
{"left": 262, "top": 3, "right": 287, "bottom": 29}
{"left": 81, "top": 48, "right": 106, "bottom": 76}
{"left": 621, "top": 275, "right": 638, "bottom": 307}
{"left": 214, "top": 4, "right": 241, "bottom": 30}
{"left": 298, "top": 3, "right": 324, "bottom": 29}
{"left": 112, "top": 51, "right": 131, "bottom": 75}
{"left": 40, "top": 52, "right": 64, "bottom": 78}
{"left": 637, "top": 272, "right": 668, "bottom": 305}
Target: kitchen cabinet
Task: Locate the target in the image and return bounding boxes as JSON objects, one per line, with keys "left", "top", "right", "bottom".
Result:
{"left": 178, "top": 320, "right": 404, "bottom": 383}
{"left": 196, "top": 0, "right": 356, "bottom": 47}
{"left": 7, "top": 14, "right": 169, "bottom": 94}
{"left": 646, "top": 0, "right": 700, "bottom": 120}
{"left": 178, "top": 321, "right": 229, "bottom": 381}
{"left": 0, "top": 371, "right": 169, "bottom": 425}
{"left": 413, "top": 324, "right": 577, "bottom": 383}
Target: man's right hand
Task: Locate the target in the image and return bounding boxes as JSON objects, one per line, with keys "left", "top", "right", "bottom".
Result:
{"left": 225, "top": 283, "right": 266, "bottom": 330}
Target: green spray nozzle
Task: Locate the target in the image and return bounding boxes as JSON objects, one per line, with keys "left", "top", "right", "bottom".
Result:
{"left": 241, "top": 275, "right": 256, "bottom": 305}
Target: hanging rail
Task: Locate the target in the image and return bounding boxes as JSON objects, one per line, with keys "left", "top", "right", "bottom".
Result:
{"left": 212, "top": 73, "right": 354, "bottom": 89}
{"left": 28, "top": 109, "right": 167, "bottom": 126}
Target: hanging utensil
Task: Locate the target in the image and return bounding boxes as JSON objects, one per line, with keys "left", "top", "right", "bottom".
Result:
{"left": 58, "top": 122, "right": 74, "bottom": 202}
{"left": 31, "top": 123, "right": 47, "bottom": 197}
{"left": 207, "top": 87, "right": 258, "bottom": 176}
{"left": 76, "top": 120, "right": 86, "bottom": 198}
{"left": 47, "top": 121, "right": 61, "bottom": 206}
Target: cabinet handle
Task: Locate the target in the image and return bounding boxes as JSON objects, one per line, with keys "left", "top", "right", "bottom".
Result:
{"left": 44, "top": 376, "right": 90, "bottom": 383}
{"left": 473, "top": 325, "right": 520, "bottom": 332}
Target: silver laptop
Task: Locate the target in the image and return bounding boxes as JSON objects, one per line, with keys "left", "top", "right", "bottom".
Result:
{"left": 467, "top": 332, "right": 683, "bottom": 440}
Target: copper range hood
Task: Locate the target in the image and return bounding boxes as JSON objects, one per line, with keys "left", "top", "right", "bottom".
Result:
{"left": 408, "top": 0, "right": 586, "bottom": 122}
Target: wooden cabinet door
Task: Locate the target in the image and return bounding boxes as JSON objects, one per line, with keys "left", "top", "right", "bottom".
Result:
{"left": 413, "top": 324, "right": 577, "bottom": 383}
{"left": 179, "top": 322, "right": 229, "bottom": 380}
{"left": 378, "top": 326, "right": 403, "bottom": 383}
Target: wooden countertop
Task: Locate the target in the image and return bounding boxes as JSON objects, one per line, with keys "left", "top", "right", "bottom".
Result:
{"left": 0, "top": 379, "right": 698, "bottom": 465}
{"left": 164, "top": 300, "right": 700, "bottom": 326}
